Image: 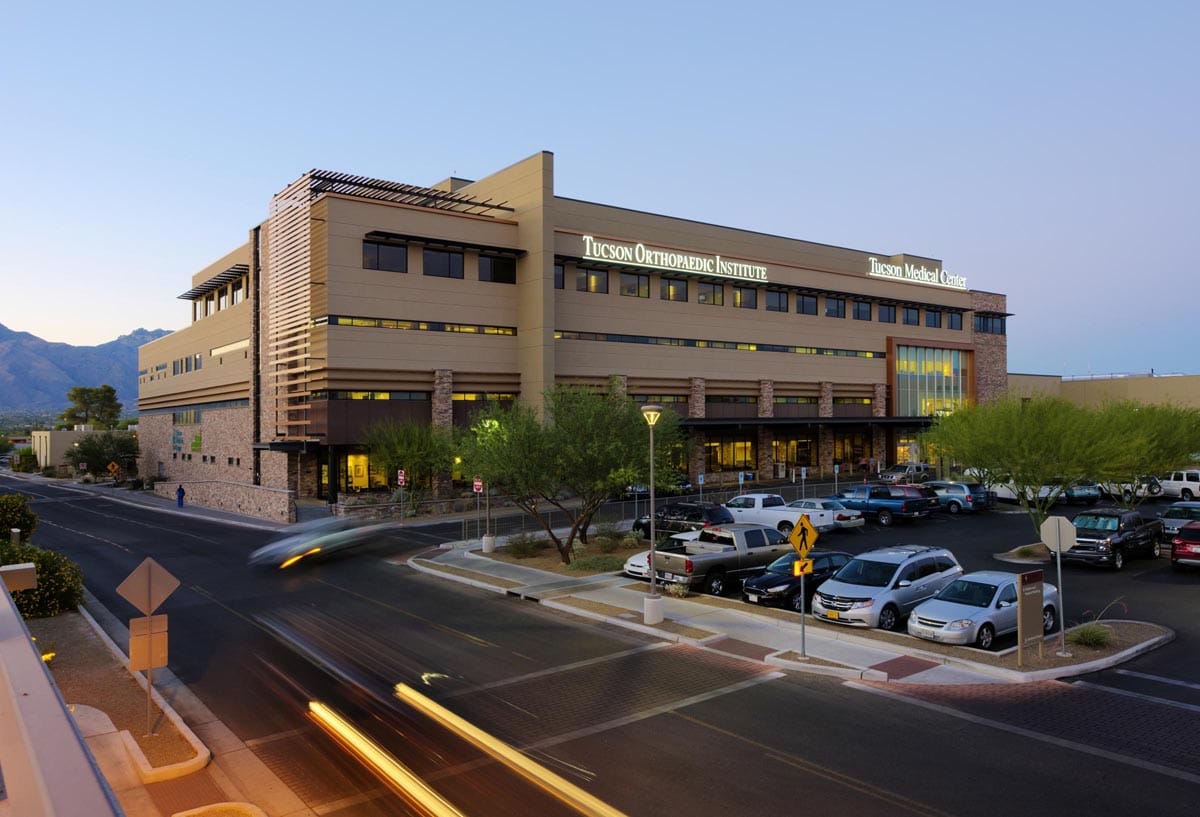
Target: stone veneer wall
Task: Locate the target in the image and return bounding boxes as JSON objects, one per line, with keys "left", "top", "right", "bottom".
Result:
{"left": 688, "top": 378, "right": 706, "bottom": 418}
{"left": 971, "top": 291, "right": 1009, "bottom": 404}
{"left": 757, "top": 380, "right": 774, "bottom": 478}
{"left": 153, "top": 480, "right": 292, "bottom": 522}
{"left": 432, "top": 369, "right": 453, "bottom": 429}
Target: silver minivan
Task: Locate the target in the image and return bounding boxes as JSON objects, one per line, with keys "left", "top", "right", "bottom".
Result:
{"left": 811, "top": 545, "right": 963, "bottom": 630}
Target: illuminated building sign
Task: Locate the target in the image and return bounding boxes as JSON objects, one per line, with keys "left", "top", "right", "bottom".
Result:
{"left": 581, "top": 235, "right": 768, "bottom": 283}
{"left": 868, "top": 257, "right": 967, "bottom": 291}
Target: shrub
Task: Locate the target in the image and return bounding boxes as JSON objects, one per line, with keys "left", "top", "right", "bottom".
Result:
{"left": 622, "top": 532, "right": 643, "bottom": 549}
{"left": 506, "top": 533, "right": 550, "bottom": 558}
{"left": 1067, "top": 622, "right": 1113, "bottom": 648}
{"left": 0, "top": 494, "right": 38, "bottom": 542}
{"left": 0, "top": 542, "right": 84, "bottom": 618}
{"left": 664, "top": 582, "right": 692, "bottom": 598}
{"left": 11, "top": 448, "right": 37, "bottom": 473}
{"left": 569, "top": 554, "right": 625, "bottom": 572}
{"left": 1015, "top": 545, "right": 1040, "bottom": 558}
{"left": 594, "top": 536, "right": 621, "bottom": 554}
{"left": 41, "top": 466, "right": 57, "bottom": 478}
{"left": 591, "top": 520, "right": 622, "bottom": 541}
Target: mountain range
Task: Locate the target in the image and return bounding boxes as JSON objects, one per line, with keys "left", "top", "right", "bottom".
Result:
{"left": 0, "top": 323, "right": 171, "bottom": 412}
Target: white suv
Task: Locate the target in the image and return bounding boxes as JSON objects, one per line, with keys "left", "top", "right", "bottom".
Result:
{"left": 1160, "top": 470, "right": 1200, "bottom": 501}
{"left": 811, "top": 545, "right": 964, "bottom": 631}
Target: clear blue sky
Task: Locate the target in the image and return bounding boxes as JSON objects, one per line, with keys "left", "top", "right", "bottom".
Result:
{"left": 2, "top": 1, "right": 1195, "bottom": 376}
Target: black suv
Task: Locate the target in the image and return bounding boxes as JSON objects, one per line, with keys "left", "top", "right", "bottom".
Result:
{"left": 632, "top": 501, "right": 734, "bottom": 539}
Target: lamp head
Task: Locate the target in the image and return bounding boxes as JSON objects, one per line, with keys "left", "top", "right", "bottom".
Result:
{"left": 640, "top": 404, "right": 663, "bottom": 428}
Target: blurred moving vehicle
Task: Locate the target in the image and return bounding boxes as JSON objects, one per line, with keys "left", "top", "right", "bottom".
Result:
{"left": 907, "top": 571, "right": 1058, "bottom": 650}
{"left": 741, "top": 550, "right": 852, "bottom": 612}
{"left": 925, "top": 481, "right": 997, "bottom": 514}
{"left": 249, "top": 515, "right": 399, "bottom": 568}
{"left": 788, "top": 497, "right": 866, "bottom": 531}
{"left": 1171, "top": 521, "right": 1200, "bottom": 572}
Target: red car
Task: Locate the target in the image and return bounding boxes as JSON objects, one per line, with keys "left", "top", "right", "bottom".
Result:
{"left": 1171, "top": 521, "right": 1200, "bottom": 572}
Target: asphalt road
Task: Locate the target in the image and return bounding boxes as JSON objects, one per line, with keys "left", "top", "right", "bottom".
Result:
{"left": 5, "top": 474, "right": 1199, "bottom": 816}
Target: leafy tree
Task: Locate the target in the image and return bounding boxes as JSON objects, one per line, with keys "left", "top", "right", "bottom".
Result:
{"left": 0, "top": 494, "right": 38, "bottom": 542}
{"left": 0, "top": 439, "right": 12, "bottom": 457}
{"left": 63, "top": 431, "right": 140, "bottom": 478}
{"left": 1092, "top": 402, "right": 1200, "bottom": 507}
{"left": 927, "top": 395, "right": 1104, "bottom": 536}
{"left": 59, "top": 385, "right": 122, "bottom": 429}
{"left": 360, "top": 419, "right": 456, "bottom": 490}
{"left": 462, "top": 386, "right": 681, "bottom": 564}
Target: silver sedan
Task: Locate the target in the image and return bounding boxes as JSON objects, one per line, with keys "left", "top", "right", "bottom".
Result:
{"left": 907, "top": 571, "right": 1059, "bottom": 650}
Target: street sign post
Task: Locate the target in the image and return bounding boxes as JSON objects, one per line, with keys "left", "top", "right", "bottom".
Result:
{"left": 397, "top": 469, "right": 406, "bottom": 521}
{"left": 473, "top": 476, "right": 483, "bottom": 538}
{"left": 1040, "top": 516, "right": 1076, "bottom": 657}
{"left": 697, "top": 472, "right": 704, "bottom": 501}
{"left": 788, "top": 516, "right": 820, "bottom": 660}
{"left": 1016, "top": 570, "right": 1045, "bottom": 666}
{"left": 116, "top": 558, "right": 180, "bottom": 735}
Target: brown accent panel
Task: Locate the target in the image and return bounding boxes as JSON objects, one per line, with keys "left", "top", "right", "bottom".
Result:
{"left": 703, "top": 402, "right": 759, "bottom": 420}
{"left": 773, "top": 403, "right": 819, "bottom": 418}
{"left": 312, "top": 400, "right": 434, "bottom": 445}
{"left": 831, "top": 404, "right": 872, "bottom": 418}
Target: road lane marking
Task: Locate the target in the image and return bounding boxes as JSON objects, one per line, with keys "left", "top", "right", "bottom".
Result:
{"left": 1072, "top": 680, "right": 1200, "bottom": 714}
{"left": 845, "top": 681, "right": 1200, "bottom": 786}
{"left": 315, "top": 578, "right": 499, "bottom": 648}
{"left": 672, "top": 710, "right": 958, "bottom": 817}
{"left": 1115, "top": 668, "right": 1200, "bottom": 691}
{"left": 39, "top": 518, "right": 132, "bottom": 553}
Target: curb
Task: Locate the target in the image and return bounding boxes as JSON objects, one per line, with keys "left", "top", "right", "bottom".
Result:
{"left": 172, "top": 803, "right": 268, "bottom": 817}
{"left": 78, "top": 605, "right": 213, "bottom": 783}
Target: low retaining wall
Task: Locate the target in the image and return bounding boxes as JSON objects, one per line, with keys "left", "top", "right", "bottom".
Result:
{"left": 154, "top": 481, "right": 294, "bottom": 523}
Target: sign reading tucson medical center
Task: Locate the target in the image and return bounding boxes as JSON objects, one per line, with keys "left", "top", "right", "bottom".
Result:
{"left": 867, "top": 257, "right": 968, "bottom": 291}
{"left": 581, "top": 235, "right": 769, "bottom": 283}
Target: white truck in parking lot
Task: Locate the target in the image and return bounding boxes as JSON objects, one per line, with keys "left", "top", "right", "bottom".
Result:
{"left": 724, "top": 493, "right": 817, "bottom": 535}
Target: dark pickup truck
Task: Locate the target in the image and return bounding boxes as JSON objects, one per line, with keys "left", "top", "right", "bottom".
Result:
{"left": 837, "top": 483, "right": 941, "bottom": 526}
{"left": 1064, "top": 508, "right": 1164, "bottom": 570}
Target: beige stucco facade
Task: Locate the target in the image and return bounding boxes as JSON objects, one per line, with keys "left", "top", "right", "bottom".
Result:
{"left": 1008, "top": 372, "right": 1200, "bottom": 408}
{"left": 31, "top": 430, "right": 95, "bottom": 472}
{"left": 138, "top": 152, "right": 1009, "bottom": 519}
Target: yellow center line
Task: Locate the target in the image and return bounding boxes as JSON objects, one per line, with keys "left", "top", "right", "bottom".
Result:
{"left": 317, "top": 578, "right": 499, "bottom": 648}
{"left": 672, "top": 712, "right": 960, "bottom": 817}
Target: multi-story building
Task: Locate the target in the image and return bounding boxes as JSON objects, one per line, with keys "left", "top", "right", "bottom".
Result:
{"left": 138, "top": 152, "right": 1008, "bottom": 520}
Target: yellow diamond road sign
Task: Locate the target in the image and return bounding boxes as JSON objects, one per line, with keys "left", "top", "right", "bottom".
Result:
{"left": 116, "top": 557, "right": 180, "bottom": 617}
{"left": 788, "top": 514, "right": 819, "bottom": 558}
{"left": 107, "top": 461, "right": 120, "bottom": 476}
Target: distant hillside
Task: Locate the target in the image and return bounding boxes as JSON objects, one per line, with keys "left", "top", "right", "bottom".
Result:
{"left": 0, "top": 324, "right": 171, "bottom": 412}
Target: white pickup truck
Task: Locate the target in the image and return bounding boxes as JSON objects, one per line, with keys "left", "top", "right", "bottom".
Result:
{"left": 724, "top": 493, "right": 825, "bottom": 535}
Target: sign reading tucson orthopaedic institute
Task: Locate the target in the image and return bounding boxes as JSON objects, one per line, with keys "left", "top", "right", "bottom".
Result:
{"left": 867, "top": 257, "right": 968, "bottom": 291}
{"left": 581, "top": 235, "right": 769, "bottom": 283}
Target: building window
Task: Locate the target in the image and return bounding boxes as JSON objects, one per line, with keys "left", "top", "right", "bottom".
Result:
{"left": 926, "top": 309, "right": 942, "bottom": 328}
{"left": 204, "top": 294, "right": 215, "bottom": 316}
{"left": 218, "top": 288, "right": 229, "bottom": 310}
{"left": 703, "top": 433, "right": 757, "bottom": 474}
{"left": 974, "top": 315, "right": 1006, "bottom": 334}
{"left": 733, "top": 286, "right": 757, "bottom": 309}
{"left": 895, "top": 345, "right": 971, "bottom": 416}
{"left": 554, "top": 264, "right": 564, "bottom": 290}
{"left": 903, "top": 307, "right": 920, "bottom": 325}
{"left": 577, "top": 268, "right": 608, "bottom": 293}
{"left": 825, "top": 297, "right": 845, "bottom": 318}
{"left": 479, "top": 255, "right": 516, "bottom": 284}
{"left": 231, "top": 279, "right": 244, "bottom": 305}
{"left": 698, "top": 282, "right": 724, "bottom": 306}
{"left": 363, "top": 240, "right": 408, "bottom": 272}
{"left": 620, "top": 272, "right": 650, "bottom": 298}
{"left": 796, "top": 294, "right": 818, "bottom": 315}
{"left": 878, "top": 304, "right": 896, "bottom": 323}
{"left": 661, "top": 277, "right": 688, "bottom": 302}
{"left": 423, "top": 249, "right": 464, "bottom": 279}
{"left": 948, "top": 312, "right": 963, "bottom": 331}
{"left": 853, "top": 301, "right": 871, "bottom": 321}
{"left": 765, "top": 290, "right": 787, "bottom": 312}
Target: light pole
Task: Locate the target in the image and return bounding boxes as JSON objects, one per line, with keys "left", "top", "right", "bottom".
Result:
{"left": 641, "top": 404, "right": 664, "bottom": 625}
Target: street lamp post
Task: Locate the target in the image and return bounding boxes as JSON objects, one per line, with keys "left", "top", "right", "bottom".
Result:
{"left": 641, "top": 404, "right": 664, "bottom": 625}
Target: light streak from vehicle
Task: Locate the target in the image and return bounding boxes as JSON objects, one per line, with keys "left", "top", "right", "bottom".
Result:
{"left": 393, "top": 683, "right": 627, "bottom": 817}
{"left": 307, "top": 700, "right": 465, "bottom": 817}
{"left": 280, "top": 547, "right": 321, "bottom": 569}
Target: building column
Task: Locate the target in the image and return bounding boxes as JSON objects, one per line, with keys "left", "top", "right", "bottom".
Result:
{"left": 871, "top": 382, "right": 889, "bottom": 472}
{"left": 689, "top": 377, "right": 706, "bottom": 418}
{"left": 819, "top": 426, "right": 835, "bottom": 477}
{"left": 758, "top": 379, "right": 774, "bottom": 479}
{"left": 609, "top": 374, "right": 628, "bottom": 399}
{"left": 432, "top": 370, "right": 453, "bottom": 497}
{"left": 688, "top": 378, "right": 706, "bottom": 484}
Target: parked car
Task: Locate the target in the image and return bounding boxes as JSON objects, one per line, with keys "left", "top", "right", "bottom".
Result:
{"left": 787, "top": 497, "right": 865, "bottom": 531}
{"left": 907, "top": 571, "right": 1059, "bottom": 649}
{"left": 837, "top": 483, "right": 941, "bottom": 526}
{"left": 1099, "top": 476, "right": 1162, "bottom": 502}
{"left": 1158, "top": 501, "right": 1200, "bottom": 541}
{"left": 925, "top": 481, "right": 997, "bottom": 514}
{"left": 625, "top": 474, "right": 692, "bottom": 498}
{"left": 811, "top": 545, "right": 964, "bottom": 630}
{"left": 1160, "top": 470, "right": 1200, "bottom": 501}
{"left": 631, "top": 501, "right": 733, "bottom": 539}
{"left": 878, "top": 463, "right": 933, "bottom": 483}
{"left": 1062, "top": 481, "right": 1102, "bottom": 504}
{"left": 654, "top": 523, "right": 792, "bottom": 595}
{"left": 742, "top": 550, "right": 852, "bottom": 612}
{"left": 1170, "top": 521, "right": 1200, "bottom": 572}
{"left": 248, "top": 516, "right": 399, "bottom": 568}
{"left": 623, "top": 530, "right": 701, "bottom": 580}
{"left": 725, "top": 493, "right": 811, "bottom": 535}
{"left": 1065, "top": 508, "right": 1163, "bottom": 570}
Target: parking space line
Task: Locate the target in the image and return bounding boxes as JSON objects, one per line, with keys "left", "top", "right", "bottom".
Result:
{"left": 1114, "top": 669, "right": 1200, "bottom": 691}
{"left": 1072, "top": 680, "right": 1200, "bottom": 714}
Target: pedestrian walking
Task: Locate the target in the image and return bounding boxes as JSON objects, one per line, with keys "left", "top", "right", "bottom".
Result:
{"left": 176, "top": 484, "right": 186, "bottom": 507}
